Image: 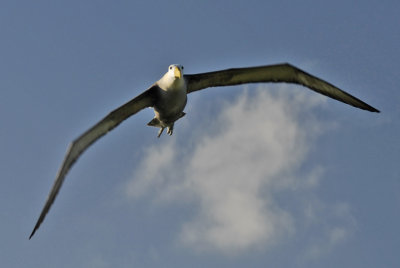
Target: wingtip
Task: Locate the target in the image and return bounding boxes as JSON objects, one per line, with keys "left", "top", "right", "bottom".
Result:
{"left": 367, "top": 106, "right": 380, "bottom": 113}
{"left": 29, "top": 221, "right": 41, "bottom": 240}
{"left": 29, "top": 229, "right": 35, "bottom": 240}
{"left": 358, "top": 101, "right": 380, "bottom": 113}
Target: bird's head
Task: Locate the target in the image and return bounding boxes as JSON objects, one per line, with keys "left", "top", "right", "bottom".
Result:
{"left": 168, "top": 64, "right": 184, "bottom": 80}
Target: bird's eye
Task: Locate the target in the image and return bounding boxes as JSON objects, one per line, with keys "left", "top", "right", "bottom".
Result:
{"left": 169, "top": 66, "right": 172, "bottom": 70}
{"left": 181, "top": 66, "right": 184, "bottom": 70}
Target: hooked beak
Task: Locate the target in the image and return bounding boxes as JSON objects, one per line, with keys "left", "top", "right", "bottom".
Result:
{"left": 174, "top": 66, "right": 182, "bottom": 79}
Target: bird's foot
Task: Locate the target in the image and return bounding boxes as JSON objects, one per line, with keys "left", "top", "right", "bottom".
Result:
{"left": 167, "top": 125, "right": 173, "bottom": 136}
{"left": 157, "top": 127, "right": 164, "bottom": 138}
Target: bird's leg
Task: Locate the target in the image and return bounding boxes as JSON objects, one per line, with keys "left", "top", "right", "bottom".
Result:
{"left": 157, "top": 127, "right": 164, "bottom": 138}
{"left": 167, "top": 124, "right": 174, "bottom": 136}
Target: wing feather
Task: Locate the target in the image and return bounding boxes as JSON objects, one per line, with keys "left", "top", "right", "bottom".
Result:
{"left": 185, "top": 63, "right": 379, "bottom": 112}
{"left": 29, "top": 86, "right": 157, "bottom": 239}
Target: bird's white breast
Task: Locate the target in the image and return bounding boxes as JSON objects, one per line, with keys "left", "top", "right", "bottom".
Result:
{"left": 154, "top": 76, "right": 187, "bottom": 124}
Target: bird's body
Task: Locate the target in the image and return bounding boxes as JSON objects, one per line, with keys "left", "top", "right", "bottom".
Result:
{"left": 29, "top": 63, "right": 379, "bottom": 239}
{"left": 149, "top": 65, "right": 187, "bottom": 136}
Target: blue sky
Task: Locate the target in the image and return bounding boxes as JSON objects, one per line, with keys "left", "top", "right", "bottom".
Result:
{"left": 1, "top": 0, "right": 399, "bottom": 267}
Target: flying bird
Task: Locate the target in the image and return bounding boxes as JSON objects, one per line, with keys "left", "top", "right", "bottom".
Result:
{"left": 29, "top": 63, "right": 379, "bottom": 239}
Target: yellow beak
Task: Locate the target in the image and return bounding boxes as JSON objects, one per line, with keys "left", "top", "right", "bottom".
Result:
{"left": 174, "top": 67, "right": 182, "bottom": 79}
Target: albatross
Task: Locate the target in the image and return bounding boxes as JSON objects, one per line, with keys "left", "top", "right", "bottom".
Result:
{"left": 29, "top": 63, "right": 379, "bottom": 239}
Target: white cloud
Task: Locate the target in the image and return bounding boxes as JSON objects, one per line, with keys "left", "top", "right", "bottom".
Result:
{"left": 301, "top": 202, "right": 356, "bottom": 261}
{"left": 124, "top": 85, "right": 354, "bottom": 255}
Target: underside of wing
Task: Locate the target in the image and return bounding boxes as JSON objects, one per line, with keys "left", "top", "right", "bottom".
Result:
{"left": 29, "top": 86, "right": 157, "bottom": 239}
{"left": 185, "top": 63, "right": 379, "bottom": 112}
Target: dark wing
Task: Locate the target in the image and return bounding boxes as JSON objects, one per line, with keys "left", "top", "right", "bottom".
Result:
{"left": 185, "top": 63, "right": 379, "bottom": 112}
{"left": 29, "top": 86, "right": 157, "bottom": 239}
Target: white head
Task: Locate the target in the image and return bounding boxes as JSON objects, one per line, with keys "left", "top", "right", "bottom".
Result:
{"left": 167, "top": 64, "right": 184, "bottom": 80}
{"left": 158, "top": 64, "right": 185, "bottom": 89}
